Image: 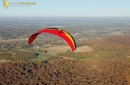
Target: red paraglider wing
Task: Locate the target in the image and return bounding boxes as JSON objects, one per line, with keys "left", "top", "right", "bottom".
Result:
{"left": 28, "top": 32, "right": 40, "bottom": 45}
{"left": 28, "top": 28, "right": 76, "bottom": 51}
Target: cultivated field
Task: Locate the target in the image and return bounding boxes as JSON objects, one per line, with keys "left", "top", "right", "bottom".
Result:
{"left": 44, "top": 46, "right": 93, "bottom": 55}
{"left": 74, "top": 46, "right": 93, "bottom": 52}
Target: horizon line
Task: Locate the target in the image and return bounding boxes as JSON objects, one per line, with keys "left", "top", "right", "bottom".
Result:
{"left": 0, "top": 16, "right": 130, "bottom": 18}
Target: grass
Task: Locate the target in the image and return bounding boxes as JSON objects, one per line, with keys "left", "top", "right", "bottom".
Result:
{"left": 30, "top": 53, "right": 52, "bottom": 61}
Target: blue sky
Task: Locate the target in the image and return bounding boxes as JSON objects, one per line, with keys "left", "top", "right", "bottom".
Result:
{"left": 0, "top": 0, "right": 130, "bottom": 17}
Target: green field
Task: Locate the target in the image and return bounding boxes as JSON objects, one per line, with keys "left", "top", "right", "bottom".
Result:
{"left": 30, "top": 53, "right": 52, "bottom": 61}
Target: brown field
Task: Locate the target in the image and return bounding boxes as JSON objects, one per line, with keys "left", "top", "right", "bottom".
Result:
{"left": 0, "top": 38, "right": 27, "bottom": 43}
{"left": 74, "top": 46, "right": 93, "bottom": 52}
{"left": 44, "top": 46, "right": 93, "bottom": 55}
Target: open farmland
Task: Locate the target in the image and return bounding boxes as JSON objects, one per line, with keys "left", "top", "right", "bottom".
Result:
{"left": 74, "top": 46, "right": 93, "bottom": 52}
{"left": 43, "top": 46, "right": 93, "bottom": 55}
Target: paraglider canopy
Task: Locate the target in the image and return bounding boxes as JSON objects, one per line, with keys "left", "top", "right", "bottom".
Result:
{"left": 28, "top": 28, "right": 76, "bottom": 51}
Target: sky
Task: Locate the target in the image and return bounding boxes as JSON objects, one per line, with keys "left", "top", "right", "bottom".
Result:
{"left": 0, "top": 0, "right": 130, "bottom": 17}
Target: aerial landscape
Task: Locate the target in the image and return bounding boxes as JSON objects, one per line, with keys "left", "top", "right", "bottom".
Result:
{"left": 1, "top": 17, "right": 130, "bottom": 85}
{"left": 1, "top": 0, "right": 130, "bottom": 85}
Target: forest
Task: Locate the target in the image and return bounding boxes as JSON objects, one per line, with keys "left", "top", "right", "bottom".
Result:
{"left": 0, "top": 58, "right": 130, "bottom": 85}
